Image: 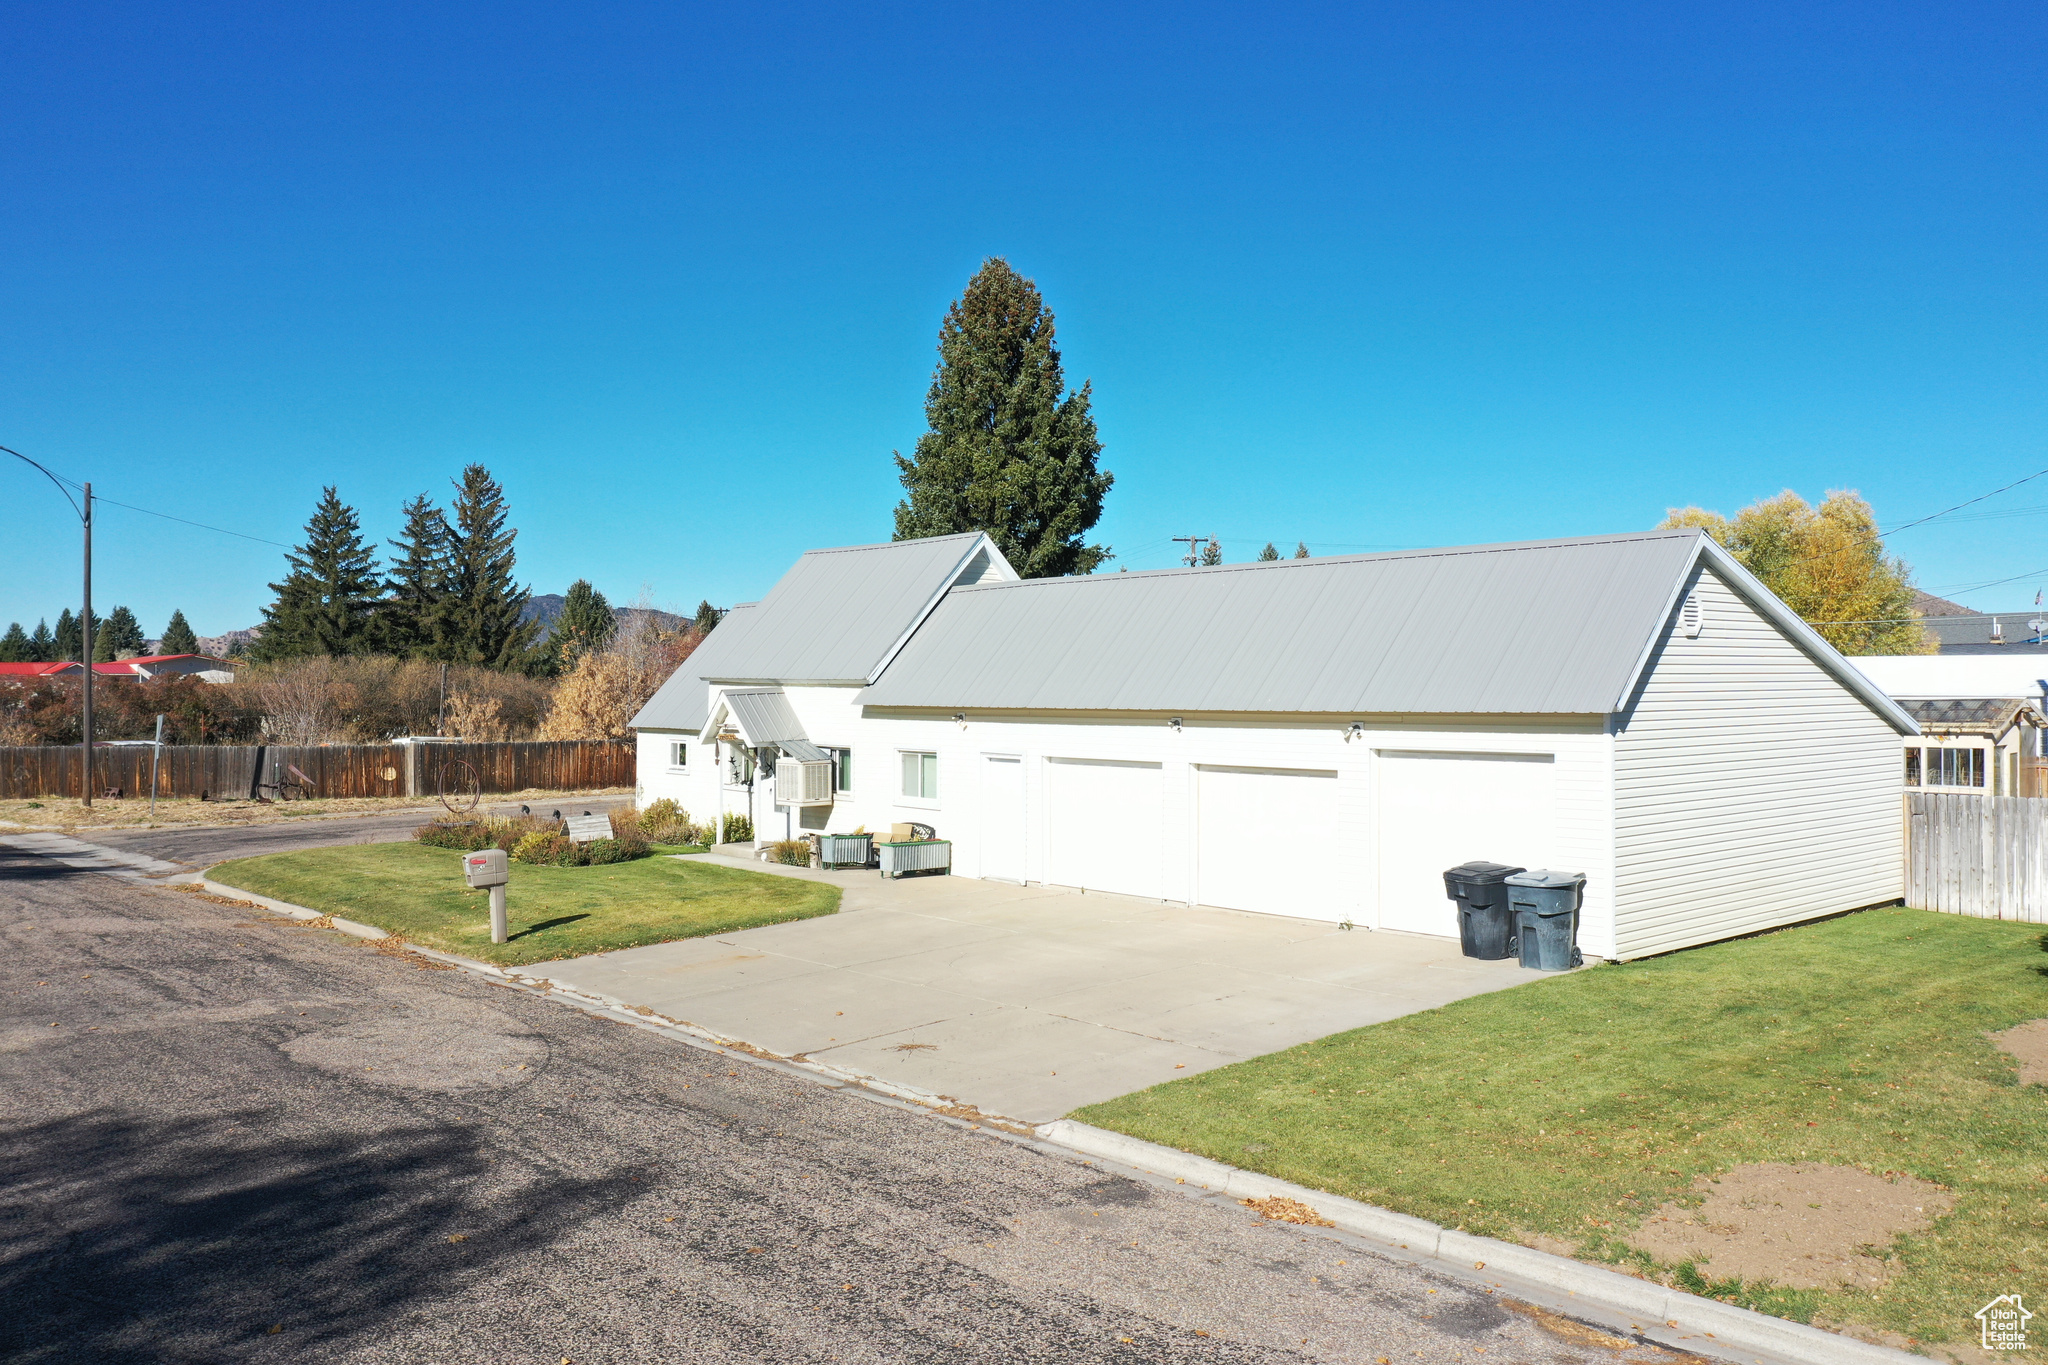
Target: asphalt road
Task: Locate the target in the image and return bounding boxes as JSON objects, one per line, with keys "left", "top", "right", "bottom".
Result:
{"left": 0, "top": 850, "right": 1699, "bottom": 1365}
{"left": 83, "top": 794, "right": 633, "bottom": 870}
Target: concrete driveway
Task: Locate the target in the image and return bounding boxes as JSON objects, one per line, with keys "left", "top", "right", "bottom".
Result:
{"left": 538, "top": 853, "right": 1535, "bottom": 1126}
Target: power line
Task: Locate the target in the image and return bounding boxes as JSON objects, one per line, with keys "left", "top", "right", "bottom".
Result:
{"left": 90, "top": 494, "right": 292, "bottom": 548}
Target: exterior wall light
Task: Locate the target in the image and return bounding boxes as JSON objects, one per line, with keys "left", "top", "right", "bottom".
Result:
{"left": 1168, "top": 716, "right": 1183, "bottom": 732}
{"left": 1346, "top": 721, "right": 1365, "bottom": 741}
{"left": 953, "top": 712, "right": 967, "bottom": 729}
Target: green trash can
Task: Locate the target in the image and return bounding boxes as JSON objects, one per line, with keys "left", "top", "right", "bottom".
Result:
{"left": 1505, "top": 870, "right": 1586, "bottom": 971}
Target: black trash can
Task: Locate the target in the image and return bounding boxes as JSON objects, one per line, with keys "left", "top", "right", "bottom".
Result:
{"left": 1442, "top": 861, "right": 1526, "bottom": 959}
{"left": 1505, "top": 870, "right": 1587, "bottom": 971}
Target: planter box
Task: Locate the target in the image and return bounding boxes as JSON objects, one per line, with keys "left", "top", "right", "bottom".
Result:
{"left": 818, "top": 832, "right": 873, "bottom": 869}
{"left": 878, "top": 839, "right": 951, "bottom": 878}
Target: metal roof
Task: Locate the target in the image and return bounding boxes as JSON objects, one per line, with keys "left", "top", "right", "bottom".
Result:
{"left": 626, "top": 603, "right": 763, "bottom": 731}
{"left": 629, "top": 532, "right": 1013, "bottom": 733}
{"left": 708, "top": 532, "right": 1007, "bottom": 685}
{"left": 859, "top": 530, "right": 1917, "bottom": 731}
{"left": 714, "top": 687, "right": 807, "bottom": 745}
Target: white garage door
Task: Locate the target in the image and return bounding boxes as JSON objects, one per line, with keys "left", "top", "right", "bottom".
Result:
{"left": 1045, "top": 758, "right": 1162, "bottom": 898}
{"left": 1196, "top": 765, "right": 1344, "bottom": 920}
{"left": 1376, "top": 750, "right": 1556, "bottom": 937}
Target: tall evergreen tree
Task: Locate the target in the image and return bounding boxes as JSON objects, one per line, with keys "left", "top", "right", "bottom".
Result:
{"left": 0, "top": 623, "right": 28, "bottom": 662}
{"left": 892, "top": 258, "right": 1114, "bottom": 578}
{"left": 382, "top": 492, "right": 452, "bottom": 656}
{"left": 547, "top": 579, "right": 616, "bottom": 666}
{"left": 94, "top": 605, "right": 145, "bottom": 660}
{"left": 53, "top": 608, "right": 90, "bottom": 662}
{"left": 693, "top": 600, "right": 723, "bottom": 634}
{"left": 159, "top": 609, "right": 199, "bottom": 657}
{"left": 1258, "top": 542, "right": 1279, "bottom": 561}
{"left": 1293, "top": 542, "right": 1310, "bottom": 559}
{"left": 1199, "top": 539, "right": 1223, "bottom": 566}
{"left": 440, "top": 465, "right": 541, "bottom": 669}
{"left": 29, "top": 619, "right": 53, "bottom": 662}
{"left": 251, "top": 487, "right": 383, "bottom": 661}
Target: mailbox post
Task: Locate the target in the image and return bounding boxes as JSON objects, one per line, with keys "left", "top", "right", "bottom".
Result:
{"left": 464, "top": 848, "right": 511, "bottom": 944}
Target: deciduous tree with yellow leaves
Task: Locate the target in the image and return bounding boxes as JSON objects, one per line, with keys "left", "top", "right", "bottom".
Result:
{"left": 1659, "top": 490, "right": 1935, "bottom": 655}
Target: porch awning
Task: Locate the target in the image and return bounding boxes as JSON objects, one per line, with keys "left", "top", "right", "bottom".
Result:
{"left": 699, "top": 687, "right": 828, "bottom": 761}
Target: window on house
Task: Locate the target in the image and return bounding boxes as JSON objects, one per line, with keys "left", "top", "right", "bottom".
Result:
{"left": 669, "top": 742, "right": 689, "bottom": 769}
{"left": 1904, "top": 748, "right": 1920, "bottom": 786}
{"left": 825, "top": 747, "right": 853, "bottom": 792}
{"left": 900, "top": 750, "right": 938, "bottom": 801}
{"left": 1923, "top": 746, "right": 1985, "bottom": 788}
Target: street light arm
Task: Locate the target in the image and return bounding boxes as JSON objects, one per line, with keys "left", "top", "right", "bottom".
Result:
{"left": 0, "top": 444, "right": 85, "bottom": 522}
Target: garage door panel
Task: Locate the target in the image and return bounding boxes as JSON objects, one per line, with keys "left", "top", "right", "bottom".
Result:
{"left": 1045, "top": 758, "right": 1162, "bottom": 898}
{"left": 1196, "top": 766, "right": 1342, "bottom": 920}
{"left": 1376, "top": 751, "right": 1556, "bottom": 937}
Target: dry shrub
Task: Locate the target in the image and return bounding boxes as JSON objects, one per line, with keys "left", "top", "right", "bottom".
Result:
{"left": 443, "top": 692, "right": 508, "bottom": 740}
{"left": 769, "top": 838, "right": 812, "bottom": 866}
{"left": 226, "top": 656, "right": 552, "bottom": 742}
{"left": 541, "top": 617, "right": 700, "bottom": 741}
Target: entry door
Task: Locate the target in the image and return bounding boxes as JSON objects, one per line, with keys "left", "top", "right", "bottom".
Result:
{"left": 980, "top": 756, "right": 1027, "bottom": 883}
{"left": 1375, "top": 750, "right": 1556, "bottom": 937}
{"left": 1044, "top": 758, "right": 1163, "bottom": 898}
{"left": 1196, "top": 765, "right": 1343, "bottom": 919}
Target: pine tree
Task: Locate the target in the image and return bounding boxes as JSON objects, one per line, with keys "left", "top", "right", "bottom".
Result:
{"left": 1293, "top": 542, "right": 1310, "bottom": 559}
{"left": 548, "top": 579, "right": 616, "bottom": 666}
{"left": 441, "top": 465, "right": 541, "bottom": 670}
{"left": 252, "top": 487, "right": 383, "bottom": 661}
{"left": 54, "top": 608, "right": 91, "bottom": 662}
{"left": 1200, "top": 539, "right": 1223, "bottom": 566}
{"left": 159, "top": 609, "right": 199, "bottom": 657}
{"left": 893, "top": 258, "right": 1114, "bottom": 578}
{"left": 693, "top": 600, "right": 722, "bottom": 634}
{"left": 382, "top": 493, "right": 452, "bottom": 656}
{"left": 94, "top": 605, "right": 145, "bottom": 660}
{"left": 1258, "top": 542, "right": 1279, "bottom": 561}
{"left": 0, "top": 623, "right": 28, "bottom": 662}
{"left": 28, "top": 620, "right": 53, "bottom": 662}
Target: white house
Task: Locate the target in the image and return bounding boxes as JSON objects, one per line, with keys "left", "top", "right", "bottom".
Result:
{"left": 632, "top": 528, "right": 1917, "bottom": 961}
{"left": 1850, "top": 654, "right": 2048, "bottom": 796}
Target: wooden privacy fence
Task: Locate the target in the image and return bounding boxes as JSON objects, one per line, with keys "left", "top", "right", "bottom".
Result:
{"left": 0, "top": 740, "right": 633, "bottom": 801}
{"left": 1905, "top": 791, "right": 2048, "bottom": 924}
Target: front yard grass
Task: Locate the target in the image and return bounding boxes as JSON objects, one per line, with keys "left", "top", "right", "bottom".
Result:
{"left": 209, "top": 841, "right": 839, "bottom": 966}
{"left": 1074, "top": 906, "right": 2048, "bottom": 1349}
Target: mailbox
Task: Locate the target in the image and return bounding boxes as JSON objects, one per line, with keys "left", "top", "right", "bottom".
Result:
{"left": 464, "top": 848, "right": 510, "bottom": 888}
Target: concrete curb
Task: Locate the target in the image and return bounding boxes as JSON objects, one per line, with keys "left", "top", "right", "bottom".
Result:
{"left": 197, "top": 875, "right": 1916, "bottom": 1365}
{"left": 1036, "top": 1121, "right": 1917, "bottom": 1365}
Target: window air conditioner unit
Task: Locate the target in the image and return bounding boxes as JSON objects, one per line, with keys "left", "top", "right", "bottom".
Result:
{"left": 775, "top": 757, "right": 834, "bottom": 805}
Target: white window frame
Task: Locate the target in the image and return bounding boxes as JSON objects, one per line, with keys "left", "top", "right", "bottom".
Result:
{"left": 668, "top": 741, "right": 689, "bottom": 772}
{"left": 823, "top": 745, "right": 853, "bottom": 793}
{"left": 898, "top": 750, "right": 939, "bottom": 806}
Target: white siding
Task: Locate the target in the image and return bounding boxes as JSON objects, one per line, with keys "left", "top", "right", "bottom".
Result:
{"left": 1612, "top": 565, "right": 1904, "bottom": 959}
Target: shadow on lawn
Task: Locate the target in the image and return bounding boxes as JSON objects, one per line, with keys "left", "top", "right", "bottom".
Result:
{"left": 0, "top": 1109, "right": 637, "bottom": 1364}
{"left": 511, "top": 913, "right": 592, "bottom": 939}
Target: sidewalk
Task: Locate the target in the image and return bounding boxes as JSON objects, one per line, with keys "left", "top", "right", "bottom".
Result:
{"left": 536, "top": 850, "right": 1534, "bottom": 1126}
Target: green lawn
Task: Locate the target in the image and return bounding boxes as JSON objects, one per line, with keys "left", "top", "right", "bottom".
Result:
{"left": 1074, "top": 906, "right": 2048, "bottom": 1346}
{"left": 210, "top": 841, "right": 840, "bottom": 966}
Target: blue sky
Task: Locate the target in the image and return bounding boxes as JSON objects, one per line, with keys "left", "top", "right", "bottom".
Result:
{"left": 2, "top": 1, "right": 2042, "bottom": 639}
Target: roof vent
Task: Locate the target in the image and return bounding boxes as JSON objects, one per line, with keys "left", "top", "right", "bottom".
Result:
{"left": 1679, "top": 592, "right": 1704, "bottom": 639}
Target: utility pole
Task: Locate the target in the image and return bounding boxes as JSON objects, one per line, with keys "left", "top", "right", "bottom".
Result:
{"left": 1172, "top": 535, "right": 1211, "bottom": 567}
{"left": 81, "top": 483, "right": 93, "bottom": 807}
{"left": 3, "top": 447, "right": 94, "bottom": 808}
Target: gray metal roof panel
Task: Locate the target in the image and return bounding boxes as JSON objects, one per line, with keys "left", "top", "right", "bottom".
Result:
{"left": 718, "top": 687, "right": 809, "bottom": 745}
{"left": 861, "top": 531, "right": 1711, "bottom": 714}
{"left": 710, "top": 532, "right": 995, "bottom": 684}
{"left": 625, "top": 604, "right": 763, "bottom": 732}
